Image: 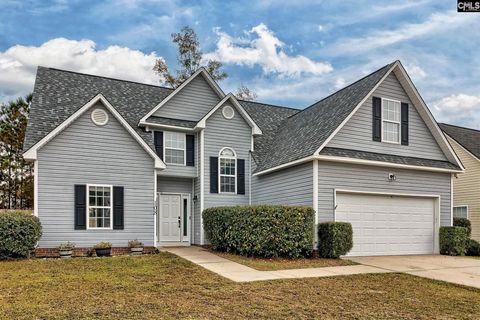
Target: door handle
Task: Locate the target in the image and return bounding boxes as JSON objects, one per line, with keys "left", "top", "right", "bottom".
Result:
{"left": 178, "top": 216, "right": 181, "bottom": 228}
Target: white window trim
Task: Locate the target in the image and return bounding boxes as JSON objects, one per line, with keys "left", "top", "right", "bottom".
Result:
{"left": 218, "top": 147, "right": 237, "bottom": 194}
{"left": 163, "top": 131, "right": 187, "bottom": 166}
{"left": 222, "top": 105, "right": 235, "bottom": 119}
{"left": 86, "top": 184, "right": 113, "bottom": 230}
{"left": 453, "top": 205, "right": 469, "bottom": 219}
{"left": 381, "top": 97, "right": 402, "bottom": 144}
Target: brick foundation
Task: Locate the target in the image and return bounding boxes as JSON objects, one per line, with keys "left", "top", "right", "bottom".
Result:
{"left": 35, "top": 246, "right": 157, "bottom": 258}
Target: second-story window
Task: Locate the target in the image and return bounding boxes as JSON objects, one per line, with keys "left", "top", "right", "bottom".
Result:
{"left": 219, "top": 147, "right": 236, "bottom": 193}
{"left": 382, "top": 98, "right": 401, "bottom": 144}
{"left": 164, "top": 131, "right": 186, "bottom": 165}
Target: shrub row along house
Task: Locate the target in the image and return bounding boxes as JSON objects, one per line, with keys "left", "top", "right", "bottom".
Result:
{"left": 23, "top": 60, "right": 464, "bottom": 257}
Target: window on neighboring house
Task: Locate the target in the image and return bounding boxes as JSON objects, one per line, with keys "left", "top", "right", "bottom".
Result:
{"left": 164, "top": 131, "right": 186, "bottom": 165}
{"left": 88, "top": 185, "right": 112, "bottom": 229}
{"left": 382, "top": 98, "right": 401, "bottom": 144}
{"left": 219, "top": 147, "right": 236, "bottom": 193}
{"left": 453, "top": 206, "right": 468, "bottom": 219}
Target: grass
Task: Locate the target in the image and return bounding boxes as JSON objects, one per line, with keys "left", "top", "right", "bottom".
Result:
{"left": 212, "top": 250, "right": 356, "bottom": 270}
{"left": 0, "top": 254, "right": 479, "bottom": 319}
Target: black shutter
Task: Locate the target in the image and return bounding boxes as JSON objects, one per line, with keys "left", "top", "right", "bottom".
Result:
{"left": 401, "top": 102, "right": 409, "bottom": 146}
{"left": 153, "top": 131, "right": 163, "bottom": 160}
{"left": 186, "top": 134, "right": 195, "bottom": 166}
{"left": 210, "top": 157, "right": 218, "bottom": 193}
{"left": 113, "top": 186, "right": 124, "bottom": 230}
{"left": 237, "top": 159, "right": 245, "bottom": 195}
{"left": 74, "top": 184, "right": 86, "bottom": 230}
{"left": 372, "top": 96, "right": 382, "bottom": 142}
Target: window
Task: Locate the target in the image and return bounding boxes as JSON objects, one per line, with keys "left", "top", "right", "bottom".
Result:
{"left": 382, "top": 98, "right": 401, "bottom": 144}
{"left": 219, "top": 147, "right": 236, "bottom": 193}
{"left": 87, "top": 185, "right": 112, "bottom": 229}
{"left": 164, "top": 131, "right": 186, "bottom": 165}
{"left": 453, "top": 206, "right": 468, "bottom": 219}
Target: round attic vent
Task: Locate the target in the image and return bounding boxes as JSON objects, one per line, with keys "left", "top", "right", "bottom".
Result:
{"left": 91, "top": 108, "right": 109, "bottom": 126}
{"left": 222, "top": 105, "right": 235, "bottom": 119}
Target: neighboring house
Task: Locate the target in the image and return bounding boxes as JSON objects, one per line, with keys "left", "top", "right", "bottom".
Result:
{"left": 23, "top": 60, "right": 463, "bottom": 257}
{"left": 439, "top": 123, "right": 480, "bottom": 241}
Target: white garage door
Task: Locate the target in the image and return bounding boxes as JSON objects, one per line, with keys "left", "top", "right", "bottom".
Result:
{"left": 336, "top": 193, "right": 435, "bottom": 256}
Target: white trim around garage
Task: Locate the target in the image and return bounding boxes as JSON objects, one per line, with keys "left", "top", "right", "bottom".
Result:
{"left": 333, "top": 188, "right": 441, "bottom": 254}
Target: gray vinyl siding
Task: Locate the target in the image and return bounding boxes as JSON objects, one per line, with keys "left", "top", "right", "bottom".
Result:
{"left": 317, "top": 161, "right": 452, "bottom": 226}
{"left": 37, "top": 104, "right": 155, "bottom": 248}
{"left": 153, "top": 76, "right": 221, "bottom": 121}
{"left": 157, "top": 177, "right": 193, "bottom": 194}
{"left": 251, "top": 162, "right": 313, "bottom": 206}
{"left": 203, "top": 102, "right": 252, "bottom": 211}
{"left": 327, "top": 73, "right": 447, "bottom": 161}
{"left": 156, "top": 131, "right": 198, "bottom": 178}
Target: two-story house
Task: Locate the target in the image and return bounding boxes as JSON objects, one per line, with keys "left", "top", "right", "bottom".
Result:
{"left": 440, "top": 123, "right": 480, "bottom": 241}
{"left": 23, "top": 60, "right": 463, "bottom": 257}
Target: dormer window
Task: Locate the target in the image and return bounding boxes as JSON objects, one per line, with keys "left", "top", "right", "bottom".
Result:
{"left": 381, "top": 98, "right": 401, "bottom": 144}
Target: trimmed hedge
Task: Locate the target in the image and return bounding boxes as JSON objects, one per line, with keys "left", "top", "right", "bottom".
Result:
{"left": 317, "top": 222, "right": 353, "bottom": 258}
{"left": 203, "top": 205, "right": 315, "bottom": 258}
{"left": 453, "top": 217, "right": 471, "bottom": 237}
{"left": 0, "top": 211, "right": 42, "bottom": 259}
{"left": 467, "top": 239, "right": 480, "bottom": 256}
{"left": 439, "top": 226, "right": 468, "bottom": 256}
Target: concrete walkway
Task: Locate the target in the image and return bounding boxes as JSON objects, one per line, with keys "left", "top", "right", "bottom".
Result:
{"left": 349, "top": 255, "right": 480, "bottom": 289}
{"left": 163, "top": 246, "right": 389, "bottom": 282}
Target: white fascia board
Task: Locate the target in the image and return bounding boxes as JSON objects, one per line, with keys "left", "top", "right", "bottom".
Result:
{"left": 314, "top": 62, "right": 398, "bottom": 155}
{"left": 195, "top": 93, "right": 262, "bottom": 135}
{"left": 139, "top": 68, "right": 225, "bottom": 124}
{"left": 445, "top": 133, "right": 479, "bottom": 163}
{"left": 253, "top": 153, "right": 463, "bottom": 176}
{"left": 23, "top": 93, "right": 166, "bottom": 169}
{"left": 316, "top": 155, "right": 464, "bottom": 173}
{"left": 391, "top": 63, "right": 464, "bottom": 170}
{"left": 139, "top": 121, "right": 196, "bottom": 133}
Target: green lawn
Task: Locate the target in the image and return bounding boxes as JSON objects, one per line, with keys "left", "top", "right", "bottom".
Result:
{"left": 212, "top": 250, "right": 356, "bottom": 270}
{"left": 1, "top": 253, "right": 479, "bottom": 319}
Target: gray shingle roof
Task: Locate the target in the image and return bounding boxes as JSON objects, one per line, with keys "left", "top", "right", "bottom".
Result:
{"left": 439, "top": 123, "right": 480, "bottom": 160}
{"left": 252, "top": 62, "right": 395, "bottom": 173}
{"left": 145, "top": 116, "right": 197, "bottom": 128}
{"left": 320, "top": 147, "right": 460, "bottom": 170}
{"left": 25, "top": 64, "right": 458, "bottom": 173}
{"left": 24, "top": 67, "right": 173, "bottom": 151}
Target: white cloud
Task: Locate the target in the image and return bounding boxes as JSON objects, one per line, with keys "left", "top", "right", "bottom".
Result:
{"left": 0, "top": 38, "right": 163, "bottom": 102}
{"left": 405, "top": 63, "right": 427, "bottom": 80}
{"left": 334, "top": 77, "right": 346, "bottom": 89}
{"left": 326, "top": 12, "right": 476, "bottom": 55}
{"left": 433, "top": 94, "right": 480, "bottom": 128}
{"left": 204, "top": 23, "right": 333, "bottom": 77}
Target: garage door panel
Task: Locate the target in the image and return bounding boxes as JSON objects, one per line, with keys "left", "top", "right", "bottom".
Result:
{"left": 336, "top": 193, "right": 435, "bottom": 256}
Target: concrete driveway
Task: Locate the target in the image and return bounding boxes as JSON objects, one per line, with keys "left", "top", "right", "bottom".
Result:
{"left": 349, "top": 255, "right": 480, "bottom": 289}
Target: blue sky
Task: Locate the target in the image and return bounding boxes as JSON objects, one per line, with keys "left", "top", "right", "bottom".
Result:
{"left": 0, "top": 0, "right": 479, "bottom": 128}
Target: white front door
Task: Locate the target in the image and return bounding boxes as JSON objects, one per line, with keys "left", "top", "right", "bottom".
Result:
{"left": 336, "top": 192, "right": 436, "bottom": 256}
{"left": 160, "top": 194, "right": 181, "bottom": 242}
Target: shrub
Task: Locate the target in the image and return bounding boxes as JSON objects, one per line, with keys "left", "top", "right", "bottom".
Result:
{"left": 93, "top": 241, "right": 112, "bottom": 249}
{"left": 317, "top": 222, "right": 353, "bottom": 258}
{"left": 466, "top": 239, "right": 480, "bottom": 256}
{"left": 203, "top": 205, "right": 315, "bottom": 258}
{"left": 453, "top": 217, "right": 471, "bottom": 237}
{"left": 439, "top": 226, "right": 468, "bottom": 256}
{"left": 0, "top": 211, "right": 42, "bottom": 259}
